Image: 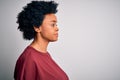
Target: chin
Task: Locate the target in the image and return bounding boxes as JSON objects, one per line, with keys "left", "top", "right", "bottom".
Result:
{"left": 50, "top": 39, "right": 58, "bottom": 42}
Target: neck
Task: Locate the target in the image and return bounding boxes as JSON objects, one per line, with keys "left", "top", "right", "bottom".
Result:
{"left": 30, "top": 34, "right": 49, "bottom": 53}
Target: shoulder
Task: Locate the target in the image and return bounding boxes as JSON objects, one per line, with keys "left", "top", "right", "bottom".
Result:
{"left": 14, "top": 47, "right": 38, "bottom": 79}
{"left": 17, "top": 46, "right": 37, "bottom": 63}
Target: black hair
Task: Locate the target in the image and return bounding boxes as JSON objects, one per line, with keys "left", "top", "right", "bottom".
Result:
{"left": 17, "top": 1, "right": 58, "bottom": 40}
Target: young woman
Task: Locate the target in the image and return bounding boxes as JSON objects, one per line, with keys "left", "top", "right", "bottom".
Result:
{"left": 14, "top": 1, "right": 69, "bottom": 80}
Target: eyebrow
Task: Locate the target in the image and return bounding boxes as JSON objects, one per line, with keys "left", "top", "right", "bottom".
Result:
{"left": 50, "top": 20, "right": 57, "bottom": 23}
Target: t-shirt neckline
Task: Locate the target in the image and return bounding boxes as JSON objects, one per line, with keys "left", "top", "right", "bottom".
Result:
{"left": 28, "top": 46, "right": 49, "bottom": 55}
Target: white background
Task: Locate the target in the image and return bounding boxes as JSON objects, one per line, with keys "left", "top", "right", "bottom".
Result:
{"left": 0, "top": 0, "right": 120, "bottom": 80}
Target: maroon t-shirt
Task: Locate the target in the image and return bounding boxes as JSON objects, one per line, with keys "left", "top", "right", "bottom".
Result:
{"left": 14, "top": 46, "right": 69, "bottom": 80}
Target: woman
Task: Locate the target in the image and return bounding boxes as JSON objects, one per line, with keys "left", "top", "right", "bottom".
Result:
{"left": 14, "top": 1, "right": 69, "bottom": 80}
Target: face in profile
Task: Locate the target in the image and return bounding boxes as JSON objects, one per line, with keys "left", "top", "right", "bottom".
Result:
{"left": 38, "top": 14, "right": 59, "bottom": 42}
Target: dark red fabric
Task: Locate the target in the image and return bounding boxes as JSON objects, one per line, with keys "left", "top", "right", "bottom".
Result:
{"left": 14, "top": 46, "right": 69, "bottom": 80}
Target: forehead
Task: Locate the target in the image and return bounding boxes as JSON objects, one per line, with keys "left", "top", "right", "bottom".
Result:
{"left": 43, "top": 14, "right": 57, "bottom": 22}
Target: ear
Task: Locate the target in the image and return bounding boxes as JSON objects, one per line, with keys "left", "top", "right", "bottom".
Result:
{"left": 33, "top": 26, "right": 41, "bottom": 33}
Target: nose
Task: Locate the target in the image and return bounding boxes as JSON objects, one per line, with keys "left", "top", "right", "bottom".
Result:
{"left": 55, "top": 26, "right": 59, "bottom": 31}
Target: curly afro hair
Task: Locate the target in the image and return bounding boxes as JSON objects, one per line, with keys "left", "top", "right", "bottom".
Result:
{"left": 17, "top": 1, "right": 58, "bottom": 40}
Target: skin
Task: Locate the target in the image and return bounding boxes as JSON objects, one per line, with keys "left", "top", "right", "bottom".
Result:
{"left": 30, "top": 13, "right": 59, "bottom": 53}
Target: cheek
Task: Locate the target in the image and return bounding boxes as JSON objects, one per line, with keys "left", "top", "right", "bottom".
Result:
{"left": 40, "top": 29, "right": 58, "bottom": 41}
{"left": 42, "top": 26, "right": 54, "bottom": 35}
{"left": 40, "top": 25, "right": 55, "bottom": 38}
{"left": 41, "top": 28, "right": 53, "bottom": 38}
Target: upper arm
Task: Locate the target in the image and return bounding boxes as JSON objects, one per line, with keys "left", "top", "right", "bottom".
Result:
{"left": 14, "top": 54, "right": 38, "bottom": 80}
{"left": 23, "top": 57, "right": 37, "bottom": 80}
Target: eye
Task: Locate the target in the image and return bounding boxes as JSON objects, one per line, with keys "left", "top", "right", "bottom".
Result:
{"left": 51, "top": 23, "right": 57, "bottom": 27}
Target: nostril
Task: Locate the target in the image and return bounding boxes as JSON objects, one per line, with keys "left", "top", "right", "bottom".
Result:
{"left": 56, "top": 26, "right": 59, "bottom": 31}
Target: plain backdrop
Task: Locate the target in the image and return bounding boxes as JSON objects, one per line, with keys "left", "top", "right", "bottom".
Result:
{"left": 0, "top": 0, "right": 120, "bottom": 80}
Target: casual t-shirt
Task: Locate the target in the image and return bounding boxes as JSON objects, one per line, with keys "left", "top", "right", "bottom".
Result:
{"left": 14, "top": 46, "right": 69, "bottom": 80}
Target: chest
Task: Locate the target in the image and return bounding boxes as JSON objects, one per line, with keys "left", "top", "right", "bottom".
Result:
{"left": 34, "top": 55, "right": 69, "bottom": 80}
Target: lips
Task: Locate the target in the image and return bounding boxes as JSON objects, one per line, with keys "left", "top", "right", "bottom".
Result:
{"left": 54, "top": 33, "right": 58, "bottom": 37}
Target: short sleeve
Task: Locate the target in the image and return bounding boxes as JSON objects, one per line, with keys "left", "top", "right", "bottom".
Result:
{"left": 14, "top": 54, "right": 37, "bottom": 80}
{"left": 23, "top": 56, "right": 37, "bottom": 80}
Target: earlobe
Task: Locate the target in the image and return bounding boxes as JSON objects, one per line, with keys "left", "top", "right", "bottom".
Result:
{"left": 33, "top": 26, "right": 41, "bottom": 32}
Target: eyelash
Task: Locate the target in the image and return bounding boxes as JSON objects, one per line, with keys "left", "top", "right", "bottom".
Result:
{"left": 51, "top": 23, "right": 57, "bottom": 27}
